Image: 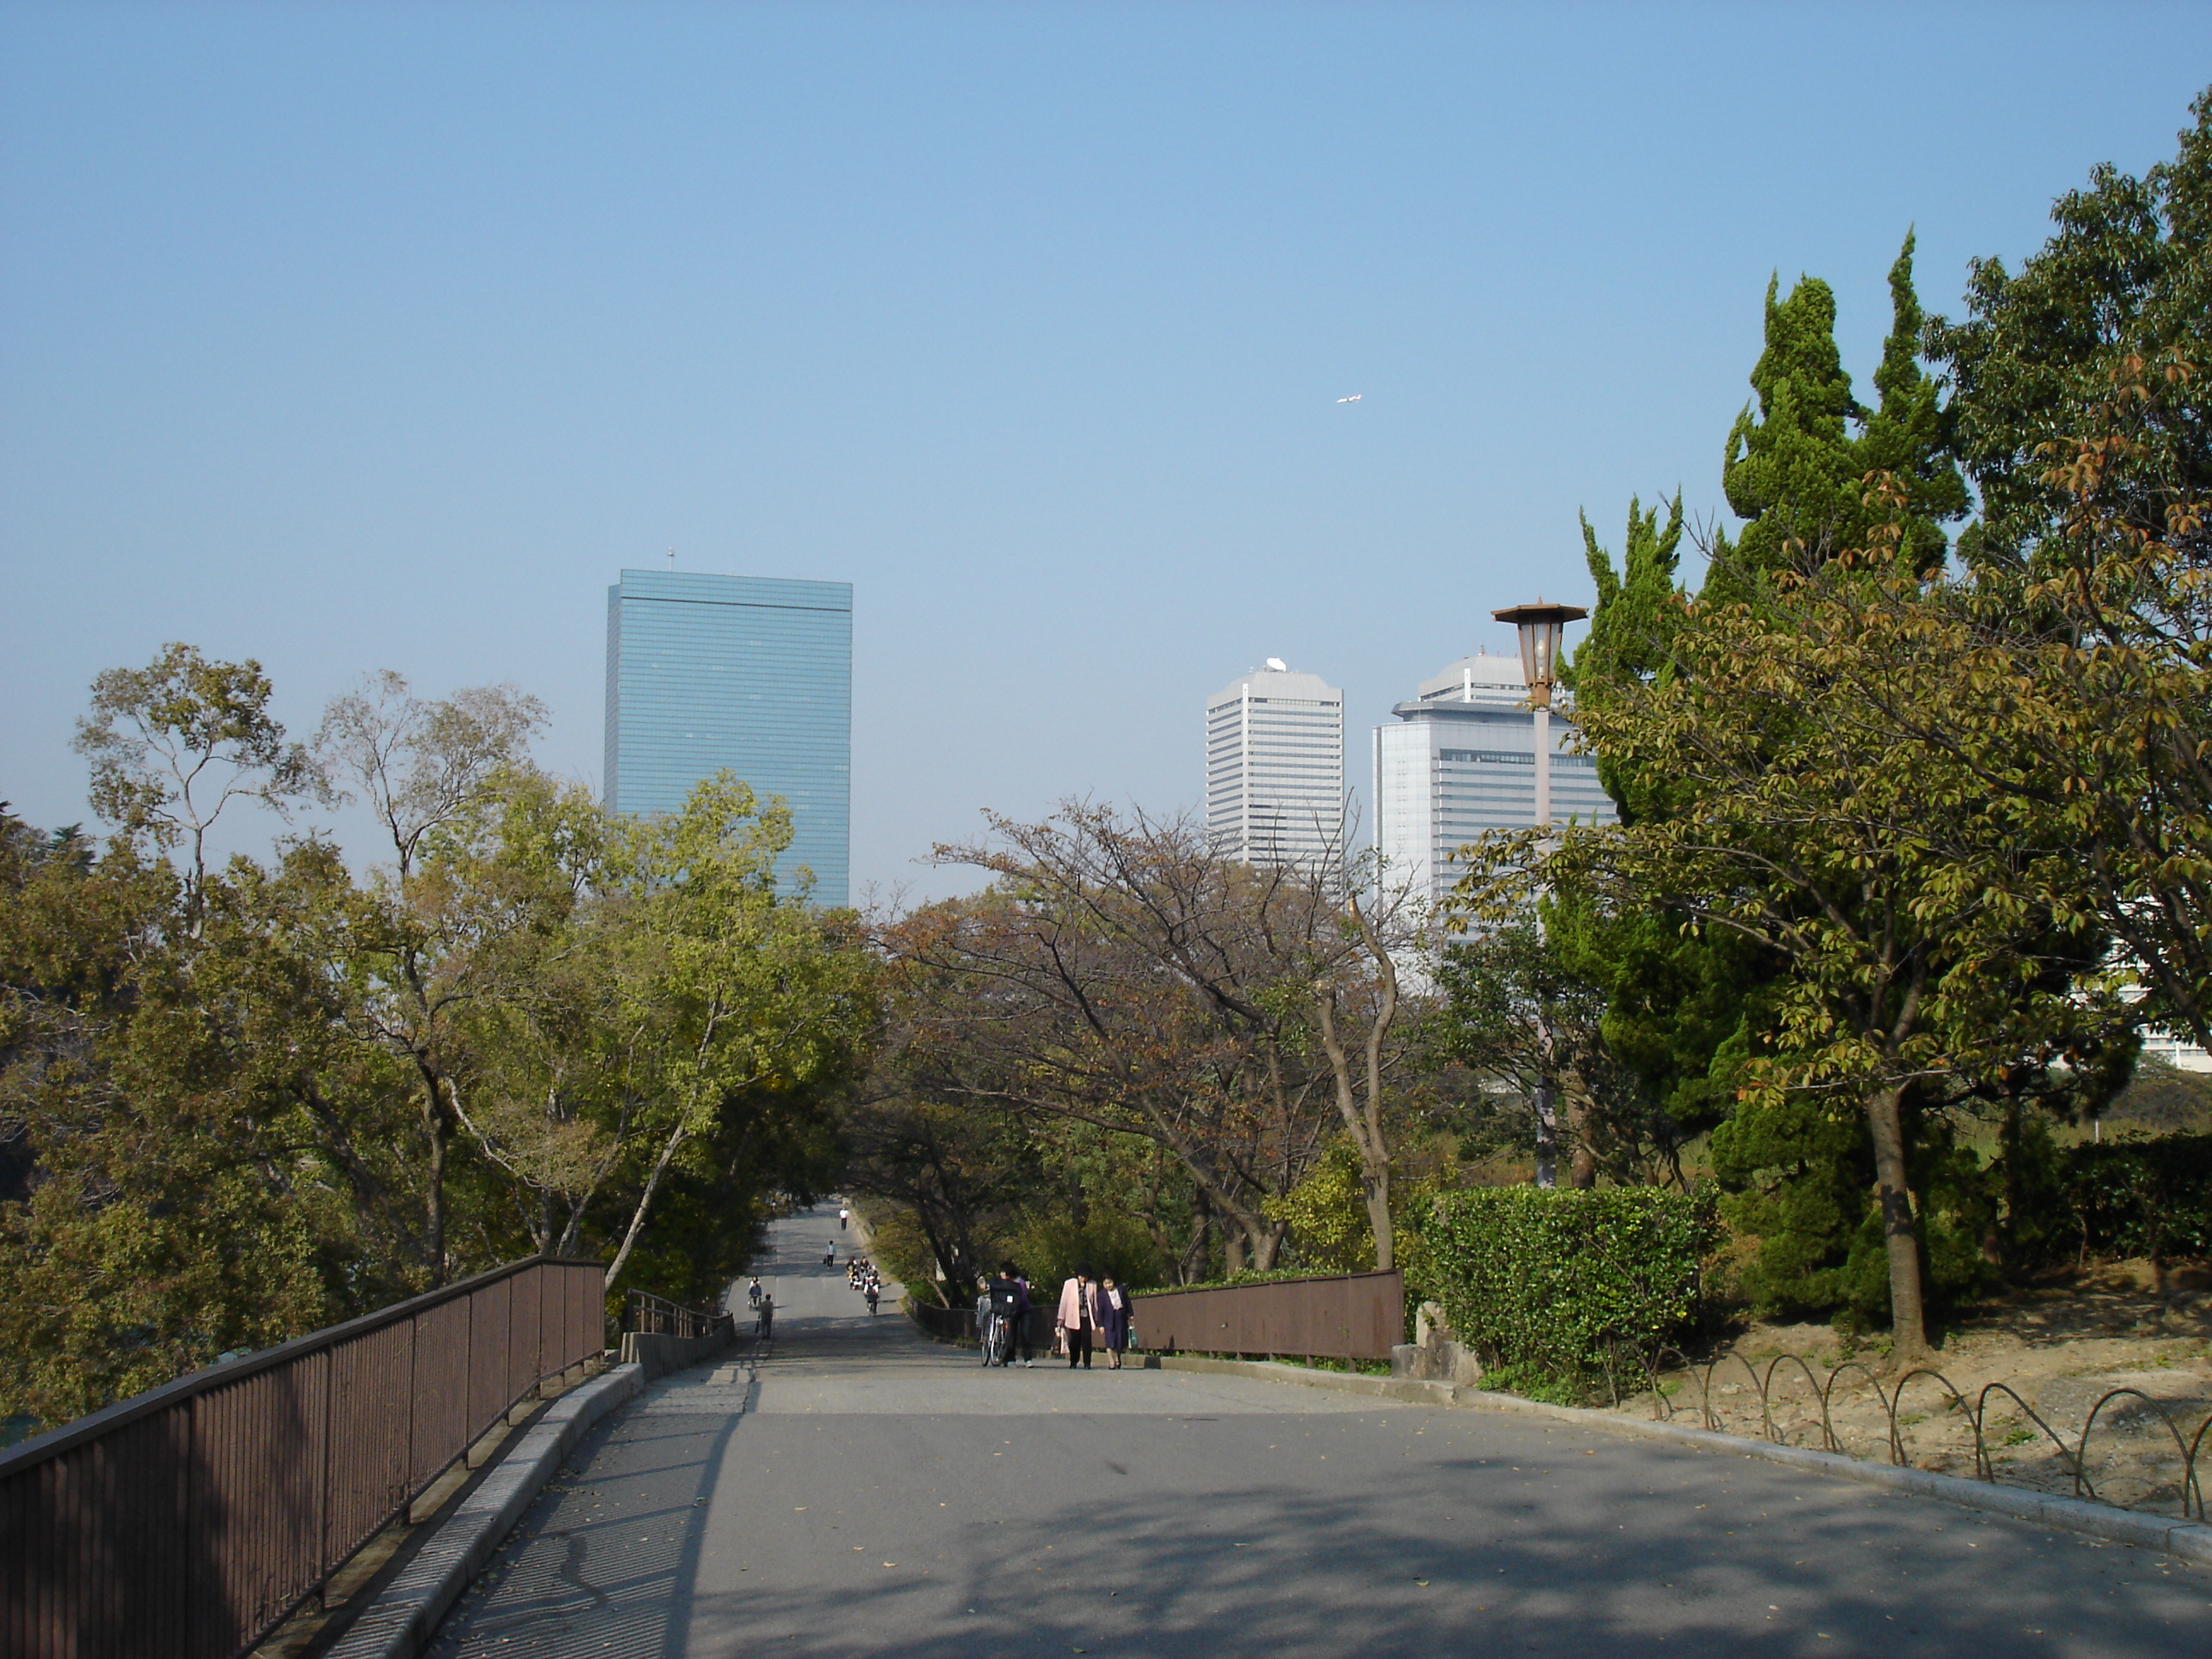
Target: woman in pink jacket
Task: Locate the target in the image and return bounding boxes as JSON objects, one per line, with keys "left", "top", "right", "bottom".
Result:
{"left": 1056, "top": 1265, "right": 1104, "bottom": 1370}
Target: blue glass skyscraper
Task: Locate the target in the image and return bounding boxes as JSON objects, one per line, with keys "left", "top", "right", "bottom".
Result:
{"left": 603, "top": 568, "right": 852, "bottom": 906}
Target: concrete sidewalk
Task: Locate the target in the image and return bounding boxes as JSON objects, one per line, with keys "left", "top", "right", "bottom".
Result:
{"left": 424, "top": 1207, "right": 2211, "bottom": 1658}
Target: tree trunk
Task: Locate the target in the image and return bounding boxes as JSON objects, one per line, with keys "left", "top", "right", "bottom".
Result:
{"left": 1360, "top": 1163, "right": 1394, "bottom": 1273}
{"left": 1864, "top": 1083, "right": 1928, "bottom": 1360}
{"left": 604, "top": 1120, "right": 690, "bottom": 1295}
{"left": 1185, "top": 1187, "right": 1214, "bottom": 1284}
{"left": 1247, "top": 1216, "right": 1289, "bottom": 1272}
{"left": 1561, "top": 1053, "right": 1598, "bottom": 1189}
{"left": 423, "top": 1082, "right": 450, "bottom": 1287}
{"left": 1313, "top": 972, "right": 1398, "bottom": 1272}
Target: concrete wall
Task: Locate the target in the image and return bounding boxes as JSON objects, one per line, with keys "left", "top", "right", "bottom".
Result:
{"left": 619, "top": 1326, "right": 736, "bottom": 1380}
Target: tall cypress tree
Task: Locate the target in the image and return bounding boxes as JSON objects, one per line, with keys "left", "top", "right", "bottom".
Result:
{"left": 1708, "top": 274, "right": 1865, "bottom": 598}
{"left": 1859, "top": 233, "right": 1971, "bottom": 574}
{"left": 1706, "top": 238, "right": 1967, "bottom": 600}
{"left": 1563, "top": 496, "right": 1683, "bottom": 824}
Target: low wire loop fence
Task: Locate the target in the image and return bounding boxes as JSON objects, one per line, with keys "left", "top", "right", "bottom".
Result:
{"left": 624, "top": 1289, "right": 733, "bottom": 1342}
{"left": 1134, "top": 1271, "right": 1404, "bottom": 1362}
{"left": 1633, "top": 1347, "right": 2209, "bottom": 1522}
{"left": 0, "top": 1254, "right": 606, "bottom": 1659}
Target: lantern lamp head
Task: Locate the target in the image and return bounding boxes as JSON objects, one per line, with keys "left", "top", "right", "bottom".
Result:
{"left": 1490, "top": 599, "right": 1589, "bottom": 707}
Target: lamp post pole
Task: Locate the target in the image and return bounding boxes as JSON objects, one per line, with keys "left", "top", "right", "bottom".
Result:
{"left": 1492, "top": 599, "right": 1589, "bottom": 1192}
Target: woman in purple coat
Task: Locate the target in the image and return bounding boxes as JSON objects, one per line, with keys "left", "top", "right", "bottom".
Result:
{"left": 1096, "top": 1275, "right": 1132, "bottom": 1369}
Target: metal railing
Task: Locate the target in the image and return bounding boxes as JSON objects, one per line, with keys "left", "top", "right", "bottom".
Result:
{"left": 1135, "top": 1270, "right": 1404, "bottom": 1361}
{"left": 1629, "top": 1346, "right": 2210, "bottom": 1522}
{"left": 623, "top": 1289, "right": 734, "bottom": 1342}
{"left": 905, "top": 1299, "right": 1055, "bottom": 1350}
{"left": 0, "top": 1254, "right": 605, "bottom": 1659}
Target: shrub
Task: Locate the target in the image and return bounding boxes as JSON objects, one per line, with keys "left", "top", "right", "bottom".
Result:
{"left": 2064, "top": 1133, "right": 2212, "bottom": 1264}
{"left": 1421, "top": 1186, "right": 1721, "bottom": 1388}
{"left": 1007, "top": 1208, "right": 1167, "bottom": 1294}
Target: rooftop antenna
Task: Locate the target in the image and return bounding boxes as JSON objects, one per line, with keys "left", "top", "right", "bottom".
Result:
{"left": 667, "top": 547, "right": 676, "bottom": 570}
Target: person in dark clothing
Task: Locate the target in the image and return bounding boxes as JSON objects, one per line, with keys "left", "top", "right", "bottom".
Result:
{"left": 1097, "top": 1275, "right": 1132, "bottom": 1368}
{"left": 1000, "top": 1260, "right": 1035, "bottom": 1367}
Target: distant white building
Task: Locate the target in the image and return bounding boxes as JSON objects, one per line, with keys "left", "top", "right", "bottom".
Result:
{"left": 2138, "top": 1029, "right": 2212, "bottom": 1074}
{"left": 1206, "top": 660, "right": 1347, "bottom": 870}
{"left": 1373, "top": 650, "right": 1616, "bottom": 913}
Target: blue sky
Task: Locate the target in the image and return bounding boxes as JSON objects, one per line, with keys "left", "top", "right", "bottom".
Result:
{"left": 4, "top": 3, "right": 2209, "bottom": 900}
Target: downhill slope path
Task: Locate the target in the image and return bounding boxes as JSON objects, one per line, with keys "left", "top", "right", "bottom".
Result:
{"left": 424, "top": 1208, "right": 2209, "bottom": 1657}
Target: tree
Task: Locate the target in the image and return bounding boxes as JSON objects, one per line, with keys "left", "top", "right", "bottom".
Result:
{"left": 1429, "top": 917, "right": 1683, "bottom": 1187}
{"left": 312, "top": 674, "right": 550, "bottom": 1284}
{"left": 898, "top": 805, "right": 1421, "bottom": 1272}
{"left": 1930, "top": 87, "right": 2212, "bottom": 572}
{"left": 1708, "top": 236, "right": 1968, "bottom": 600}
{"left": 73, "top": 643, "right": 311, "bottom": 911}
{"left": 1460, "top": 535, "right": 2129, "bottom": 1359}
{"left": 597, "top": 774, "right": 874, "bottom": 1295}
{"left": 0, "top": 816, "right": 352, "bottom": 1423}
{"left": 1918, "top": 89, "right": 2212, "bottom": 1051}
{"left": 314, "top": 671, "right": 548, "bottom": 878}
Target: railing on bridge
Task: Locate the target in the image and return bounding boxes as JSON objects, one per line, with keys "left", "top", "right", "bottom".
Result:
{"left": 0, "top": 1254, "right": 606, "bottom": 1659}
{"left": 623, "top": 1288, "right": 732, "bottom": 1342}
{"left": 1134, "top": 1270, "right": 1404, "bottom": 1361}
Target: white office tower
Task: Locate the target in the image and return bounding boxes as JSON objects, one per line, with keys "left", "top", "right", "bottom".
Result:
{"left": 1373, "top": 651, "right": 1616, "bottom": 913}
{"left": 1206, "top": 659, "right": 1348, "bottom": 869}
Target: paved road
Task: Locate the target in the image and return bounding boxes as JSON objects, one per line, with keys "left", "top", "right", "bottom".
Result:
{"left": 427, "top": 1208, "right": 2209, "bottom": 1657}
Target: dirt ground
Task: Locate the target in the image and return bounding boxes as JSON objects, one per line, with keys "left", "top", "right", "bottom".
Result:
{"left": 1610, "top": 1259, "right": 2212, "bottom": 1516}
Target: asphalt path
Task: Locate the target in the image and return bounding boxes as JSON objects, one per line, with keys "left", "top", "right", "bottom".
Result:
{"left": 425, "top": 1208, "right": 2209, "bottom": 1657}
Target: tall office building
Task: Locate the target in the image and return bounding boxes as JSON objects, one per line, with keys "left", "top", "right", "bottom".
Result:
{"left": 1373, "top": 650, "right": 1615, "bottom": 911}
{"left": 1205, "top": 659, "right": 1347, "bottom": 869}
{"left": 603, "top": 568, "right": 852, "bottom": 905}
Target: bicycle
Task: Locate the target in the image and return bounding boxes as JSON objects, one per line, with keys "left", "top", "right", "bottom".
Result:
{"left": 977, "top": 1307, "right": 1017, "bottom": 1366}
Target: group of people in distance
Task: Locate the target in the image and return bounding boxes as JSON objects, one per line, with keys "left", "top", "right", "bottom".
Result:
{"left": 847, "top": 1252, "right": 882, "bottom": 1315}
{"left": 975, "top": 1262, "right": 1133, "bottom": 1370}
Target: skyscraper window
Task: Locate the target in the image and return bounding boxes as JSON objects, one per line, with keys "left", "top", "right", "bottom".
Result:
{"left": 603, "top": 568, "right": 852, "bottom": 905}
{"left": 1204, "top": 661, "right": 1346, "bottom": 870}
{"left": 1372, "top": 650, "right": 1615, "bottom": 913}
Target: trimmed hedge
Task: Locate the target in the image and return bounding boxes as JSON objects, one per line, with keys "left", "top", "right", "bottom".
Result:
{"left": 1420, "top": 1187, "right": 1721, "bottom": 1384}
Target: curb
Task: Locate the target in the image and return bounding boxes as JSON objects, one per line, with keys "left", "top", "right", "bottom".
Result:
{"left": 328, "top": 1362, "right": 647, "bottom": 1659}
{"left": 1145, "top": 1353, "right": 2212, "bottom": 1567}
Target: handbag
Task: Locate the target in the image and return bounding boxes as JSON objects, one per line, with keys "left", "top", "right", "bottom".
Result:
{"left": 1052, "top": 1326, "right": 1068, "bottom": 1357}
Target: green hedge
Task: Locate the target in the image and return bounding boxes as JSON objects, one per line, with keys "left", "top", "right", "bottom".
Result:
{"left": 1131, "top": 1266, "right": 1353, "bottom": 1298}
{"left": 1420, "top": 1187, "right": 1721, "bottom": 1384}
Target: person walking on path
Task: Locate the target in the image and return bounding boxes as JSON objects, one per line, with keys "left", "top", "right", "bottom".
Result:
{"left": 1003, "top": 1261, "right": 1035, "bottom": 1367}
{"left": 1057, "top": 1265, "right": 1103, "bottom": 1370}
{"left": 747, "top": 1277, "right": 762, "bottom": 1307}
{"left": 864, "top": 1280, "right": 880, "bottom": 1316}
{"left": 839, "top": 1206, "right": 849, "bottom": 1231}
{"left": 755, "top": 1290, "right": 775, "bottom": 1342}
{"left": 1097, "top": 1275, "right": 1132, "bottom": 1368}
